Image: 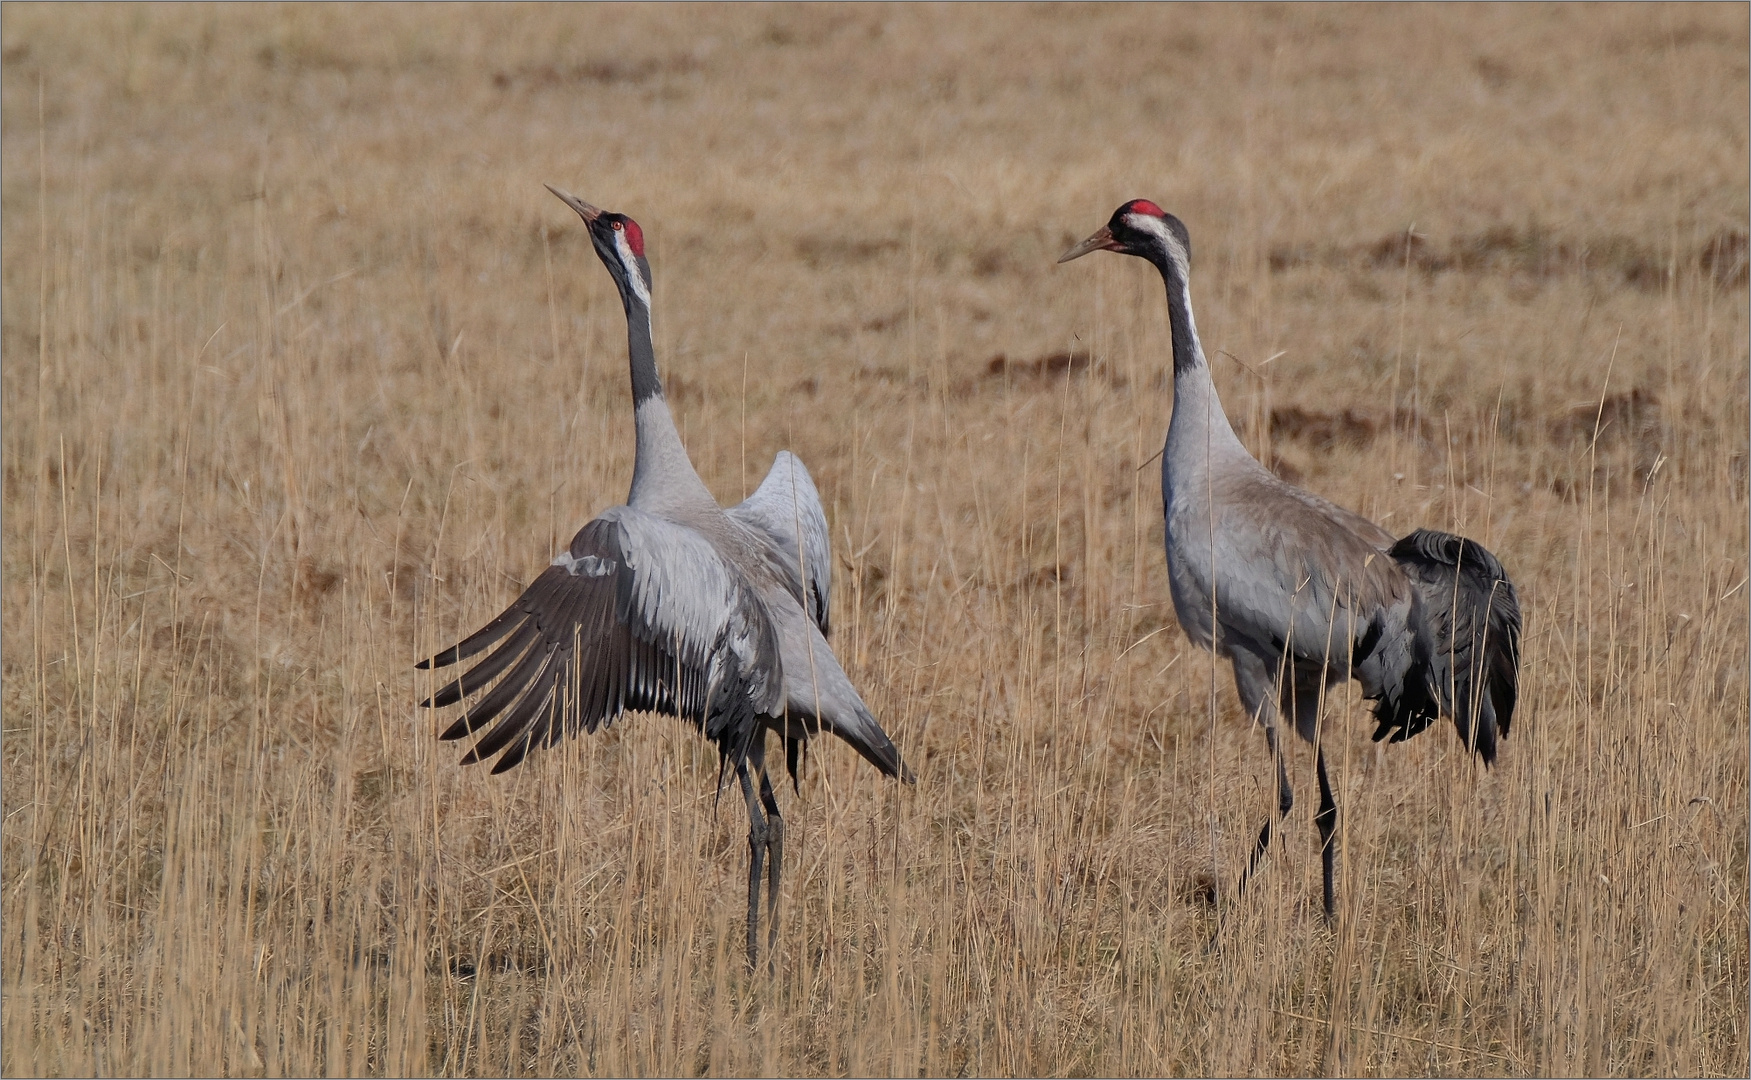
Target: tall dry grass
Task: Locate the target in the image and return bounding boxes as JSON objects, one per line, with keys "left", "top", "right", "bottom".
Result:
{"left": 3, "top": 4, "right": 1746, "bottom": 1075}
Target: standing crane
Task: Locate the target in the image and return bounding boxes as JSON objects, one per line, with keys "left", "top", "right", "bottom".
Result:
{"left": 419, "top": 187, "right": 913, "bottom": 966}
{"left": 1060, "top": 201, "right": 1521, "bottom": 920}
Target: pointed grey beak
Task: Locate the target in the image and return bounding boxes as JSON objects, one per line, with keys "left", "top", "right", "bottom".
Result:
{"left": 1058, "top": 225, "right": 1121, "bottom": 264}
{"left": 545, "top": 183, "right": 602, "bottom": 223}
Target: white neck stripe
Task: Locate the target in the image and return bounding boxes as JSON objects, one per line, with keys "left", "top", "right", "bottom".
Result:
{"left": 616, "top": 230, "right": 651, "bottom": 309}
{"left": 1126, "top": 213, "right": 1188, "bottom": 278}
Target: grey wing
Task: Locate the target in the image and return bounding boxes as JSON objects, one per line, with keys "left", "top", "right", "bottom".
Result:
{"left": 1206, "top": 481, "right": 1435, "bottom": 740}
{"left": 1212, "top": 495, "right": 1415, "bottom": 675}
{"left": 763, "top": 596, "right": 913, "bottom": 783}
{"left": 1388, "top": 529, "right": 1521, "bottom": 764}
{"left": 417, "top": 505, "right": 783, "bottom": 773}
{"left": 728, "top": 450, "right": 833, "bottom": 636}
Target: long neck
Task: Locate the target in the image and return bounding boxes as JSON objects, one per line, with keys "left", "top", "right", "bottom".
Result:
{"left": 626, "top": 301, "right": 663, "bottom": 407}
{"left": 621, "top": 295, "right": 716, "bottom": 513}
{"left": 1151, "top": 251, "right": 1252, "bottom": 476}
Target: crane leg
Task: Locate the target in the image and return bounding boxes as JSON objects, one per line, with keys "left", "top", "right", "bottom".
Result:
{"left": 738, "top": 761, "right": 769, "bottom": 967}
{"left": 1238, "top": 724, "right": 1294, "bottom": 898}
{"left": 1315, "top": 745, "right": 1338, "bottom": 922}
{"left": 759, "top": 768, "right": 784, "bottom": 962}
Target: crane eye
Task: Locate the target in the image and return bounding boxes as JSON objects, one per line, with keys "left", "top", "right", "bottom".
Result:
{"left": 611, "top": 221, "right": 623, "bottom": 231}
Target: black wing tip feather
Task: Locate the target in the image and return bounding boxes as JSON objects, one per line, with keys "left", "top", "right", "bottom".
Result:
{"left": 417, "top": 566, "right": 572, "bottom": 674}
{"left": 859, "top": 734, "right": 914, "bottom": 783}
{"left": 774, "top": 731, "right": 911, "bottom": 789}
{"left": 489, "top": 735, "right": 535, "bottom": 774}
{"left": 863, "top": 737, "right": 916, "bottom": 784}
{"left": 417, "top": 623, "right": 510, "bottom": 673}
{"left": 1369, "top": 680, "right": 1440, "bottom": 747}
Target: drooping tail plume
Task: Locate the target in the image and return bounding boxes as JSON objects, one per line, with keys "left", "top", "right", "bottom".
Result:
{"left": 1384, "top": 528, "right": 1522, "bottom": 764}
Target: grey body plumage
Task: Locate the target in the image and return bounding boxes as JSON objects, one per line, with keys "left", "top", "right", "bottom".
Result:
{"left": 420, "top": 188, "right": 910, "bottom": 966}
{"left": 1062, "top": 201, "right": 1521, "bottom": 920}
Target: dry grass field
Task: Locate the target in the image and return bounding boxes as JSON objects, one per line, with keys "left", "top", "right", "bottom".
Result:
{"left": 3, "top": 3, "right": 1747, "bottom": 1075}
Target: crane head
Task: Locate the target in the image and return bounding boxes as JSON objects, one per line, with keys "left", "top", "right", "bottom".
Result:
{"left": 1059, "top": 200, "right": 1192, "bottom": 273}
{"left": 545, "top": 184, "right": 652, "bottom": 310}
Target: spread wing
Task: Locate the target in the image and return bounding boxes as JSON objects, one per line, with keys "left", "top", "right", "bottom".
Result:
{"left": 728, "top": 451, "right": 833, "bottom": 636}
{"left": 417, "top": 505, "right": 783, "bottom": 773}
